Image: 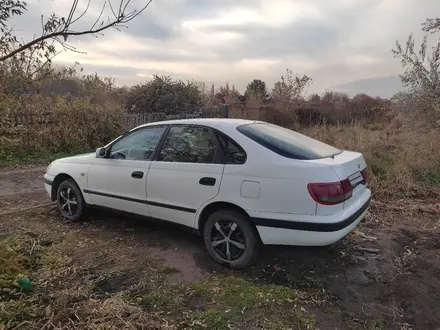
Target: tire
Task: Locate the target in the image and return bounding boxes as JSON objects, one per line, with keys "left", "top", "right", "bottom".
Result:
{"left": 203, "top": 210, "right": 261, "bottom": 269}
{"left": 56, "top": 179, "right": 85, "bottom": 222}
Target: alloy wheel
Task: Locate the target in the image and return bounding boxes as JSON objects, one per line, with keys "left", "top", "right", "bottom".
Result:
{"left": 59, "top": 186, "right": 78, "bottom": 217}
{"left": 210, "top": 220, "right": 246, "bottom": 261}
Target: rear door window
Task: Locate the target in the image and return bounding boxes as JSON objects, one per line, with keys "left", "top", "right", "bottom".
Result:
{"left": 237, "top": 123, "right": 342, "bottom": 160}
{"left": 157, "top": 125, "right": 219, "bottom": 163}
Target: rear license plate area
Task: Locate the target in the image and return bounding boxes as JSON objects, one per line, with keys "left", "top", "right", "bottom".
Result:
{"left": 348, "top": 171, "right": 363, "bottom": 188}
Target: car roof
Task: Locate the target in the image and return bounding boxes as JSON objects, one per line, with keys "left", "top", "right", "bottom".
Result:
{"left": 135, "top": 118, "right": 266, "bottom": 130}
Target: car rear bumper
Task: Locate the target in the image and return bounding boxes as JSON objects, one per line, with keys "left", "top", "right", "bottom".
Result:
{"left": 252, "top": 189, "right": 371, "bottom": 246}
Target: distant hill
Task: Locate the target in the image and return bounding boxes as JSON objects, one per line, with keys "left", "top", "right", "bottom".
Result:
{"left": 331, "top": 76, "right": 404, "bottom": 99}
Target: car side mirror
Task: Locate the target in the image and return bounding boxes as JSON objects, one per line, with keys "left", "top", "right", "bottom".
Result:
{"left": 95, "top": 147, "right": 107, "bottom": 158}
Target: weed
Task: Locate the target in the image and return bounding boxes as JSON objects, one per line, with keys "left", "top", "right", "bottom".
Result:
{"left": 293, "top": 309, "right": 317, "bottom": 329}
{"left": 191, "top": 275, "right": 295, "bottom": 310}
{"left": 187, "top": 275, "right": 315, "bottom": 329}
{"left": 159, "top": 265, "right": 180, "bottom": 275}
{"left": 139, "top": 292, "right": 174, "bottom": 310}
{"left": 369, "top": 151, "right": 394, "bottom": 177}
{"left": 368, "top": 320, "right": 387, "bottom": 330}
{"left": 0, "top": 151, "right": 80, "bottom": 168}
{"left": 0, "top": 299, "right": 43, "bottom": 326}
{"left": 0, "top": 237, "right": 29, "bottom": 289}
{"left": 38, "top": 249, "right": 71, "bottom": 270}
{"left": 412, "top": 167, "right": 440, "bottom": 186}
{"left": 182, "top": 309, "right": 230, "bottom": 330}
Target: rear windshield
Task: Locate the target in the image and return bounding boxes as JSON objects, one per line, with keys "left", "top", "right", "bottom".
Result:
{"left": 237, "top": 123, "right": 342, "bottom": 160}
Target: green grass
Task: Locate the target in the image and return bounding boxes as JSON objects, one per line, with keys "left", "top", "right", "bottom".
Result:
{"left": 182, "top": 309, "right": 230, "bottom": 330}
{"left": 158, "top": 265, "right": 180, "bottom": 275}
{"left": 0, "top": 237, "right": 41, "bottom": 327}
{"left": 368, "top": 151, "right": 394, "bottom": 178}
{"left": 369, "top": 320, "right": 387, "bottom": 330}
{"left": 185, "top": 275, "right": 315, "bottom": 329}
{"left": 0, "top": 299, "right": 43, "bottom": 326}
{"left": 412, "top": 167, "right": 440, "bottom": 186}
{"left": 190, "top": 275, "right": 296, "bottom": 310}
{"left": 0, "top": 150, "right": 90, "bottom": 168}
{"left": 0, "top": 237, "right": 29, "bottom": 289}
{"left": 138, "top": 291, "right": 175, "bottom": 310}
{"left": 126, "top": 275, "right": 316, "bottom": 329}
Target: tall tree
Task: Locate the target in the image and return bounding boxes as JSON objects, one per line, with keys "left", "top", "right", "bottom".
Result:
{"left": 392, "top": 17, "right": 440, "bottom": 96}
{"left": 245, "top": 79, "right": 269, "bottom": 102}
{"left": 271, "top": 69, "right": 311, "bottom": 102}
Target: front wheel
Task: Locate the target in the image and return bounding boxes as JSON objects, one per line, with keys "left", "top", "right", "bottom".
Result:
{"left": 203, "top": 210, "right": 261, "bottom": 269}
{"left": 56, "top": 179, "right": 85, "bottom": 222}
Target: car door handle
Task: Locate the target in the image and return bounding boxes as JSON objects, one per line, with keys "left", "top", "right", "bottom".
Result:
{"left": 131, "top": 171, "right": 144, "bottom": 179}
{"left": 199, "top": 177, "right": 216, "bottom": 186}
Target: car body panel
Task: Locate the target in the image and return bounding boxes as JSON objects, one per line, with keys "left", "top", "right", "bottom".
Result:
{"left": 46, "top": 162, "right": 93, "bottom": 203}
{"left": 254, "top": 189, "right": 371, "bottom": 245}
{"left": 147, "top": 162, "right": 224, "bottom": 228}
{"left": 86, "top": 159, "right": 152, "bottom": 216}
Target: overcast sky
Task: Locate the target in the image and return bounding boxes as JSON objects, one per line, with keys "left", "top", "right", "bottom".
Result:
{"left": 13, "top": 0, "right": 440, "bottom": 97}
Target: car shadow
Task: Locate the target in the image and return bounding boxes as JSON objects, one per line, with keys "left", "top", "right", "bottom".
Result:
{"left": 80, "top": 207, "right": 351, "bottom": 288}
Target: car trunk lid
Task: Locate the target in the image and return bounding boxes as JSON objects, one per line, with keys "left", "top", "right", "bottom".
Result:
{"left": 303, "top": 150, "right": 368, "bottom": 209}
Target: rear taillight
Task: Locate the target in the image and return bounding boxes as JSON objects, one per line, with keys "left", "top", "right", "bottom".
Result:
{"left": 361, "top": 167, "right": 368, "bottom": 185}
{"left": 308, "top": 179, "right": 353, "bottom": 205}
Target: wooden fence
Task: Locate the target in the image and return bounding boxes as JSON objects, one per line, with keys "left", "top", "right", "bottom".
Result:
{"left": 123, "top": 106, "right": 222, "bottom": 130}
{"left": 2, "top": 103, "right": 321, "bottom": 152}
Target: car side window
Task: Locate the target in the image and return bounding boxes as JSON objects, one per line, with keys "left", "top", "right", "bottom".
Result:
{"left": 157, "top": 126, "right": 218, "bottom": 163}
{"left": 109, "top": 126, "right": 166, "bottom": 160}
{"left": 216, "top": 132, "right": 247, "bottom": 164}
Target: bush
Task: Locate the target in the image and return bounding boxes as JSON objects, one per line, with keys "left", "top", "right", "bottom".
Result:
{"left": 301, "top": 124, "right": 440, "bottom": 198}
{"left": 0, "top": 94, "right": 125, "bottom": 159}
{"left": 125, "top": 75, "right": 203, "bottom": 114}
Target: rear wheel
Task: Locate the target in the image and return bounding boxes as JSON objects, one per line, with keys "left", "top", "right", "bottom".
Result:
{"left": 56, "top": 179, "right": 85, "bottom": 222}
{"left": 203, "top": 210, "right": 260, "bottom": 269}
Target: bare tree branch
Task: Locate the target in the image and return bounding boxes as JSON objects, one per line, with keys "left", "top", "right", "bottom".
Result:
{"left": 0, "top": 0, "right": 153, "bottom": 62}
{"left": 91, "top": 2, "right": 107, "bottom": 31}
{"left": 70, "top": 0, "right": 91, "bottom": 26}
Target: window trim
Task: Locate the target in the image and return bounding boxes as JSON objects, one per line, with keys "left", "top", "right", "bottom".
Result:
{"left": 103, "top": 123, "right": 248, "bottom": 165}
{"left": 153, "top": 124, "right": 223, "bottom": 164}
{"left": 103, "top": 124, "right": 170, "bottom": 161}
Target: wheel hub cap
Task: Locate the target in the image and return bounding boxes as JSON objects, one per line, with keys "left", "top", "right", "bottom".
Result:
{"left": 211, "top": 221, "right": 246, "bottom": 261}
{"left": 59, "top": 187, "right": 78, "bottom": 216}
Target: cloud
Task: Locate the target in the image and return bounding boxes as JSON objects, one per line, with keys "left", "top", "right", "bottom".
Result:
{"left": 332, "top": 76, "right": 404, "bottom": 98}
{"left": 6, "top": 0, "right": 440, "bottom": 96}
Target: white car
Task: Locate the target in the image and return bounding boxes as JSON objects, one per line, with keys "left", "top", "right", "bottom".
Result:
{"left": 43, "top": 118, "right": 371, "bottom": 269}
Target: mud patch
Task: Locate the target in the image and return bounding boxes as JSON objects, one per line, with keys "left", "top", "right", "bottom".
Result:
{"left": 84, "top": 208, "right": 215, "bottom": 284}
{"left": 93, "top": 270, "right": 141, "bottom": 295}
{"left": 149, "top": 246, "right": 211, "bottom": 284}
{"left": 0, "top": 166, "right": 46, "bottom": 198}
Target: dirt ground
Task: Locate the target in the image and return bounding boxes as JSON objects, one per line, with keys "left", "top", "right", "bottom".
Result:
{"left": 1, "top": 167, "right": 440, "bottom": 329}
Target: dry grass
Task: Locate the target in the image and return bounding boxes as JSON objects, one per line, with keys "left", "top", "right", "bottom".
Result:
{"left": 0, "top": 209, "right": 325, "bottom": 330}
{"left": 302, "top": 124, "right": 440, "bottom": 199}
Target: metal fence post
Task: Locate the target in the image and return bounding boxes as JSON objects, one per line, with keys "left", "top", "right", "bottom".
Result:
{"left": 219, "top": 103, "right": 229, "bottom": 118}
